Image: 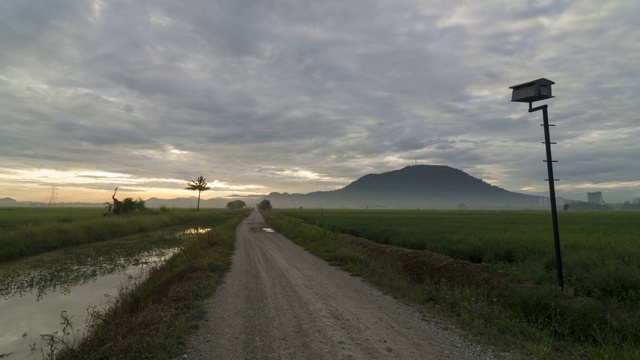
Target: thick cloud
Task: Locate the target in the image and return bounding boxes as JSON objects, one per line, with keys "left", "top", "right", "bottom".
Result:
{"left": 1, "top": 0, "right": 638, "bottom": 203}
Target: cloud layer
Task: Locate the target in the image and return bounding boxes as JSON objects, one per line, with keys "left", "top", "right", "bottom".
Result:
{"left": 1, "top": 0, "right": 638, "bottom": 203}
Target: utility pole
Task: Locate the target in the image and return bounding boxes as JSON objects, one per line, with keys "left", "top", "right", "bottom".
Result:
{"left": 509, "top": 78, "right": 564, "bottom": 291}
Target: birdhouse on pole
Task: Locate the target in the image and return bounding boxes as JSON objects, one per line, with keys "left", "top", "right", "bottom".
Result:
{"left": 509, "top": 78, "right": 554, "bottom": 103}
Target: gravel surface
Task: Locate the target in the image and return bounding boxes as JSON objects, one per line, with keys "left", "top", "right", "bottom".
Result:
{"left": 182, "top": 210, "right": 513, "bottom": 359}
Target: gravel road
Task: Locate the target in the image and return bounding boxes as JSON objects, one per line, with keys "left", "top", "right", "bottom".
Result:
{"left": 182, "top": 210, "right": 510, "bottom": 359}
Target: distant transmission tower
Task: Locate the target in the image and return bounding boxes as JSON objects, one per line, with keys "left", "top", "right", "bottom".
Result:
{"left": 48, "top": 186, "right": 58, "bottom": 207}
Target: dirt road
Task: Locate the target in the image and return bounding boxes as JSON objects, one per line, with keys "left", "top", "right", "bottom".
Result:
{"left": 183, "top": 210, "right": 508, "bottom": 359}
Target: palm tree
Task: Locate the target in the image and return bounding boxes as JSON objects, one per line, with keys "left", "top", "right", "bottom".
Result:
{"left": 185, "top": 176, "right": 211, "bottom": 211}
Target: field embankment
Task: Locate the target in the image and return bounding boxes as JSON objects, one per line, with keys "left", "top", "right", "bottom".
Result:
{"left": 263, "top": 209, "right": 640, "bottom": 359}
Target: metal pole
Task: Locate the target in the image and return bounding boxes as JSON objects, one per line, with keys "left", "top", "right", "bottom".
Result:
{"left": 529, "top": 102, "right": 564, "bottom": 290}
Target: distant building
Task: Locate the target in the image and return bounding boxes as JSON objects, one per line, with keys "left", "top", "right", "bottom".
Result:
{"left": 537, "top": 196, "right": 564, "bottom": 208}
{"left": 538, "top": 197, "right": 548, "bottom": 208}
{"left": 587, "top": 192, "right": 604, "bottom": 204}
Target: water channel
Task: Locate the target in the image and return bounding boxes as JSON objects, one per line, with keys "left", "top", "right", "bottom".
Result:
{"left": 0, "top": 227, "right": 210, "bottom": 359}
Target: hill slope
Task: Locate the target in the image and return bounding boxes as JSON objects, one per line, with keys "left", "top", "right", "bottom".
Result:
{"left": 267, "top": 165, "right": 544, "bottom": 209}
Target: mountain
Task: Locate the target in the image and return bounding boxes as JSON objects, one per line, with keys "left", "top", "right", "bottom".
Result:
{"left": 0, "top": 197, "right": 18, "bottom": 205}
{"left": 145, "top": 195, "right": 265, "bottom": 209}
{"left": 0, "top": 166, "right": 545, "bottom": 209}
{"left": 266, "top": 165, "right": 545, "bottom": 209}
{"left": 0, "top": 198, "right": 103, "bottom": 207}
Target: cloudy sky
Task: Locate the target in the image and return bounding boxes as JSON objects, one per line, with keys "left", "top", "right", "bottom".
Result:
{"left": 1, "top": 0, "right": 638, "bottom": 204}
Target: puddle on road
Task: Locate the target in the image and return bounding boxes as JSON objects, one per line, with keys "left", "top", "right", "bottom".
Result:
{"left": 0, "top": 227, "right": 210, "bottom": 359}
{"left": 263, "top": 228, "right": 275, "bottom": 233}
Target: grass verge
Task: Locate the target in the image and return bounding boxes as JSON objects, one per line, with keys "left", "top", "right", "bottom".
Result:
{"left": 263, "top": 210, "right": 640, "bottom": 360}
{"left": 52, "top": 209, "right": 250, "bottom": 360}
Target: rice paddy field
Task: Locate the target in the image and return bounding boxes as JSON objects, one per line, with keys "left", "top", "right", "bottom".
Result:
{"left": 278, "top": 209, "right": 640, "bottom": 300}
{"left": 0, "top": 207, "right": 104, "bottom": 228}
{"left": 0, "top": 206, "right": 250, "bottom": 359}
{"left": 0, "top": 207, "right": 241, "bottom": 263}
{"left": 268, "top": 209, "right": 640, "bottom": 359}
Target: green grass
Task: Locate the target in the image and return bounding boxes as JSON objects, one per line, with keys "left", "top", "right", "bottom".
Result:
{"left": 264, "top": 209, "right": 640, "bottom": 359}
{"left": 0, "top": 208, "right": 242, "bottom": 263}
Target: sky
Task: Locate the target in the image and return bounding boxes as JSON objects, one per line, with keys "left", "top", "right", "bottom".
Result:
{"left": 1, "top": 0, "right": 638, "bottom": 204}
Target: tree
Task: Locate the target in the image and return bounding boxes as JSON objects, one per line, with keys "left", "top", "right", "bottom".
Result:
{"left": 258, "top": 199, "right": 272, "bottom": 210}
{"left": 185, "top": 176, "right": 211, "bottom": 211}
{"left": 111, "top": 187, "right": 122, "bottom": 213}
{"left": 621, "top": 201, "right": 640, "bottom": 211}
{"left": 226, "top": 200, "right": 247, "bottom": 210}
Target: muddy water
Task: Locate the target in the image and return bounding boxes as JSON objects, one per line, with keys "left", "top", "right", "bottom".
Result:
{"left": 0, "top": 227, "right": 210, "bottom": 359}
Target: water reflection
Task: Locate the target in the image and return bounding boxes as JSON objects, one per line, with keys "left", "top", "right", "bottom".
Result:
{"left": 181, "top": 228, "right": 211, "bottom": 235}
{"left": 0, "top": 248, "right": 175, "bottom": 301}
{"left": 0, "top": 227, "right": 210, "bottom": 359}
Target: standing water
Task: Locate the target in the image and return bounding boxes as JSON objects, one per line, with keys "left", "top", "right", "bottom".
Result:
{"left": 0, "top": 227, "right": 210, "bottom": 359}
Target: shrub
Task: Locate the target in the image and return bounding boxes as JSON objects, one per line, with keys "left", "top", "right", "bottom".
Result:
{"left": 105, "top": 198, "right": 147, "bottom": 215}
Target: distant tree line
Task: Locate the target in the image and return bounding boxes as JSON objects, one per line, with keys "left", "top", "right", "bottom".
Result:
{"left": 563, "top": 201, "right": 612, "bottom": 211}
{"left": 620, "top": 201, "right": 640, "bottom": 211}
{"left": 563, "top": 200, "right": 640, "bottom": 211}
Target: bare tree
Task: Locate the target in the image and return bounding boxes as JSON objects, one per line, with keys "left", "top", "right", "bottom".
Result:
{"left": 185, "top": 176, "right": 211, "bottom": 211}
{"left": 112, "top": 187, "right": 122, "bottom": 213}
